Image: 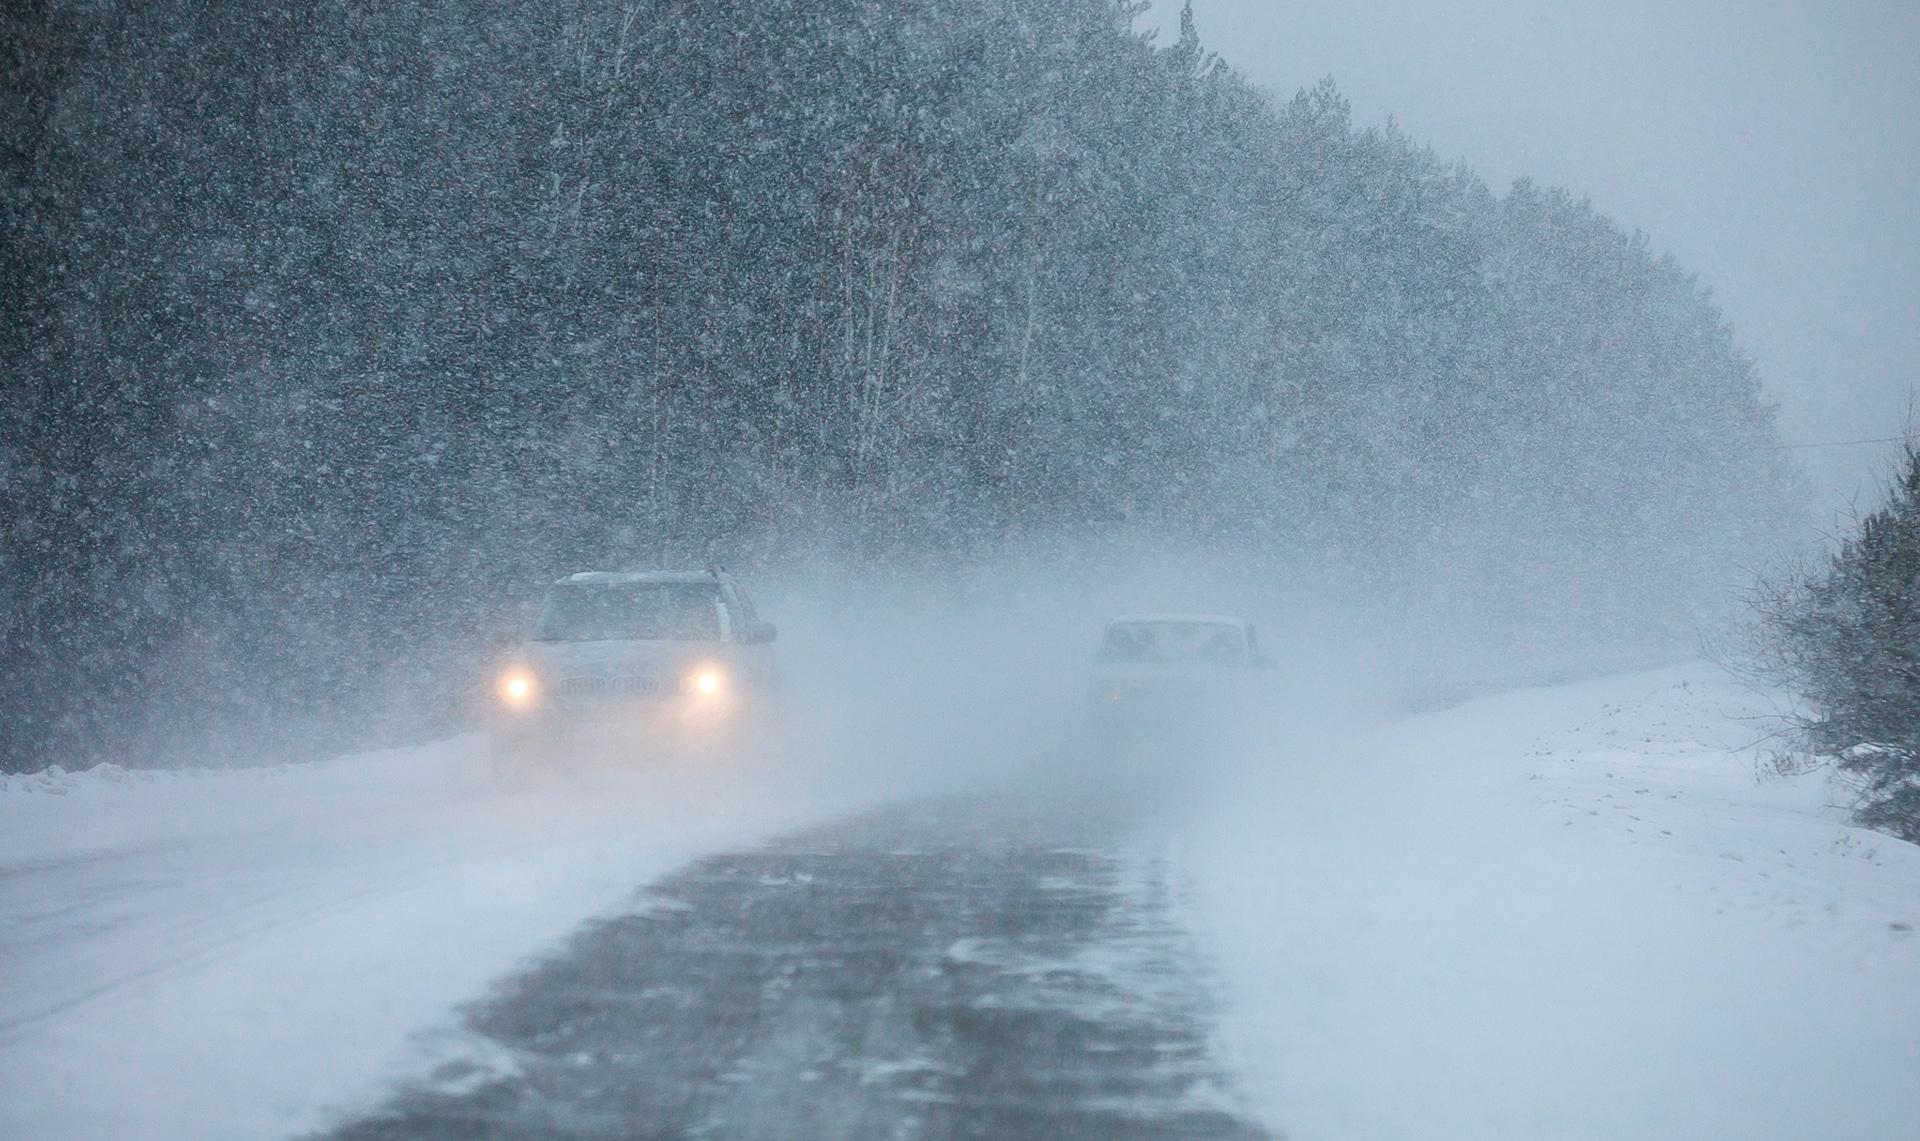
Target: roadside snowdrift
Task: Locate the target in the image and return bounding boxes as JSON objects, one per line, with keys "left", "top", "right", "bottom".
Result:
{"left": 1189, "top": 664, "right": 1920, "bottom": 1141}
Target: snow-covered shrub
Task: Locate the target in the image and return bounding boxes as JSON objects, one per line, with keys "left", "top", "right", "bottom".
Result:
{"left": 1753, "top": 446, "right": 1920, "bottom": 841}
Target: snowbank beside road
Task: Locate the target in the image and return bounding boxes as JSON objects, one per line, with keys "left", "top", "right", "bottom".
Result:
{"left": 0, "top": 741, "right": 863, "bottom": 1141}
{"left": 1189, "top": 664, "right": 1920, "bottom": 1141}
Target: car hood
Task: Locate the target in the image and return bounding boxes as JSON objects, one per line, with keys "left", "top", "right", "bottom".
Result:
{"left": 1094, "top": 661, "right": 1248, "bottom": 680}
{"left": 1093, "top": 661, "right": 1266, "bottom": 701}
{"left": 520, "top": 639, "right": 724, "bottom": 680}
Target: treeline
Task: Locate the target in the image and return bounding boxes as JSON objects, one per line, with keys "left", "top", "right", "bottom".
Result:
{"left": 2, "top": 0, "right": 1793, "bottom": 771}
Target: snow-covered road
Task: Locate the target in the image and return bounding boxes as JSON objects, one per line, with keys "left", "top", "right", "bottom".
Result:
{"left": 0, "top": 744, "right": 867, "bottom": 1140}
{"left": 3, "top": 664, "right": 1917, "bottom": 1140}
{"left": 319, "top": 795, "right": 1268, "bottom": 1140}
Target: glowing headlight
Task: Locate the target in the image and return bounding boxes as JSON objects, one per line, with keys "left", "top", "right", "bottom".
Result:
{"left": 497, "top": 669, "right": 538, "bottom": 708}
{"left": 686, "top": 666, "right": 726, "bottom": 697}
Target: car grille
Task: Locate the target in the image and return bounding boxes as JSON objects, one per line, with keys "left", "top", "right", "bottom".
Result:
{"left": 555, "top": 674, "right": 662, "bottom": 702}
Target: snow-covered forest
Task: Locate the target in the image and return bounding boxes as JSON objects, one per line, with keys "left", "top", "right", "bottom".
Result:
{"left": 2, "top": 0, "right": 1796, "bottom": 773}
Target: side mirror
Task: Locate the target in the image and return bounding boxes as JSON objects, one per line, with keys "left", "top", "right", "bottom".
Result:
{"left": 742, "top": 621, "right": 778, "bottom": 645}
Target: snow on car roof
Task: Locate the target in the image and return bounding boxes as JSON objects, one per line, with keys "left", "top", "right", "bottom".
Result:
{"left": 1105, "top": 613, "right": 1248, "bottom": 628}
{"left": 555, "top": 570, "right": 719, "bottom": 586}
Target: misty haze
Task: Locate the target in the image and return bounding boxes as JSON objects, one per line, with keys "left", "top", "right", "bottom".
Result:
{"left": 3, "top": 2, "right": 1917, "bottom": 1139}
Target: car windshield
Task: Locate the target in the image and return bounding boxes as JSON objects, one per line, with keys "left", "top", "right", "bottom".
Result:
{"left": 1101, "top": 621, "right": 1247, "bottom": 666}
{"left": 531, "top": 582, "right": 722, "bottom": 642}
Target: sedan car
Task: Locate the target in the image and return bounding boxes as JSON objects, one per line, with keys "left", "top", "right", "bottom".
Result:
{"left": 1089, "top": 614, "right": 1270, "bottom": 751}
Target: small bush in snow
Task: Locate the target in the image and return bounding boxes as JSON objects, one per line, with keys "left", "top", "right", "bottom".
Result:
{"left": 1752, "top": 445, "right": 1920, "bottom": 842}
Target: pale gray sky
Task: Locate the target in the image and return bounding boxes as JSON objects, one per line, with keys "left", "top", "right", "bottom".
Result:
{"left": 1143, "top": 1, "right": 1920, "bottom": 510}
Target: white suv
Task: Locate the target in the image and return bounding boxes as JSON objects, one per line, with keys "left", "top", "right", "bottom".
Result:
{"left": 490, "top": 569, "right": 778, "bottom": 766}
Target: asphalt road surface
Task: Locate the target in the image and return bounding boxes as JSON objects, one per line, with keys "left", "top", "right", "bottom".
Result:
{"left": 318, "top": 794, "right": 1271, "bottom": 1140}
